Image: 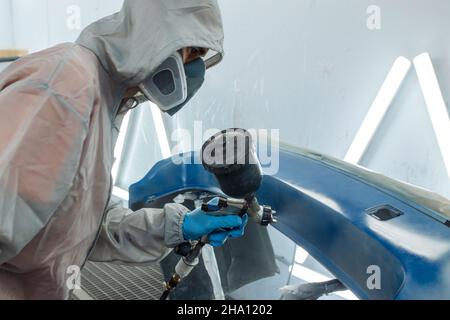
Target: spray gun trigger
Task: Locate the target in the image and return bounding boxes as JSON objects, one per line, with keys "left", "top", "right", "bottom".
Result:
{"left": 201, "top": 197, "right": 228, "bottom": 212}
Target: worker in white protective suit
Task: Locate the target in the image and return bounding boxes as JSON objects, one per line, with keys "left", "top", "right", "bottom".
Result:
{"left": 0, "top": 0, "right": 248, "bottom": 300}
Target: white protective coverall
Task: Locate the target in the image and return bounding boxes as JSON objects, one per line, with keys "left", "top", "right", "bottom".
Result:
{"left": 0, "top": 0, "right": 224, "bottom": 299}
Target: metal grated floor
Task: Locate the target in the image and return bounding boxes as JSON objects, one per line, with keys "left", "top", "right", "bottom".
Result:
{"left": 77, "top": 262, "right": 164, "bottom": 300}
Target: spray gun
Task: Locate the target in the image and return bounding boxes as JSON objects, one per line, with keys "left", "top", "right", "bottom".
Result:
{"left": 160, "top": 129, "right": 277, "bottom": 300}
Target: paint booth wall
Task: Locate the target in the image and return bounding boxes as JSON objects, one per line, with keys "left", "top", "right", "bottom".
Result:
{"left": 2, "top": 0, "right": 123, "bottom": 53}
{"left": 0, "top": 0, "right": 13, "bottom": 49}
{"left": 1, "top": 0, "right": 449, "bottom": 199}
{"left": 170, "top": 0, "right": 450, "bottom": 199}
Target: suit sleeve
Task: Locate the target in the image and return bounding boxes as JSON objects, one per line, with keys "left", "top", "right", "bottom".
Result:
{"left": 88, "top": 200, "right": 189, "bottom": 265}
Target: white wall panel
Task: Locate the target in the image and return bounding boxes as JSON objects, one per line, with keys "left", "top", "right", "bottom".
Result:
{"left": 171, "top": 0, "right": 450, "bottom": 198}
{"left": 11, "top": 0, "right": 49, "bottom": 52}
{"left": 0, "top": 0, "right": 13, "bottom": 49}
{"left": 10, "top": 0, "right": 123, "bottom": 53}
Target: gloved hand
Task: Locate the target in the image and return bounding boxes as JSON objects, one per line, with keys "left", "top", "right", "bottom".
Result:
{"left": 182, "top": 198, "right": 249, "bottom": 247}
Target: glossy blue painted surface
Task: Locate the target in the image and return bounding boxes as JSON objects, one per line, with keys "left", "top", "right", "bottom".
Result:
{"left": 129, "top": 150, "right": 450, "bottom": 300}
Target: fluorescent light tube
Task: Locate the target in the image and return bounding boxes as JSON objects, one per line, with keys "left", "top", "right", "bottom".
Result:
{"left": 111, "top": 112, "right": 131, "bottom": 184}
{"left": 150, "top": 103, "right": 172, "bottom": 159}
{"left": 112, "top": 186, "right": 129, "bottom": 201}
{"left": 414, "top": 53, "right": 450, "bottom": 180}
{"left": 345, "top": 57, "right": 412, "bottom": 164}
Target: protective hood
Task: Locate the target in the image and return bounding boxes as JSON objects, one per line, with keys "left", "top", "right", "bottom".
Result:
{"left": 76, "top": 0, "right": 224, "bottom": 87}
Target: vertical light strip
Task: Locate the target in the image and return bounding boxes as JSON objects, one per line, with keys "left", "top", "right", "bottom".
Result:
{"left": 111, "top": 112, "right": 131, "bottom": 201}
{"left": 414, "top": 53, "right": 450, "bottom": 180}
{"left": 345, "top": 57, "right": 412, "bottom": 164}
{"left": 111, "top": 112, "right": 131, "bottom": 184}
{"left": 150, "top": 102, "right": 172, "bottom": 159}
{"left": 295, "top": 246, "right": 309, "bottom": 264}
{"left": 112, "top": 186, "right": 130, "bottom": 202}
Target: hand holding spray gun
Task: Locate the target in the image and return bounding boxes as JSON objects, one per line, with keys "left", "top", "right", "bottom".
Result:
{"left": 160, "top": 129, "right": 276, "bottom": 300}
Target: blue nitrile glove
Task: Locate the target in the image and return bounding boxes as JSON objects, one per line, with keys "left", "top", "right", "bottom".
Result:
{"left": 182, "top": 198, "right": 249, "bottom": 247}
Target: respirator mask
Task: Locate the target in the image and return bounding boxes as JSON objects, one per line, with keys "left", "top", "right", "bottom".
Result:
{"left": 135, "top": 50, "right": 222, "bottom": 116}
